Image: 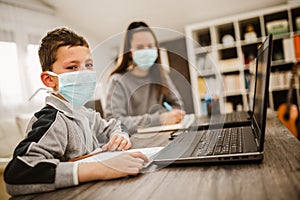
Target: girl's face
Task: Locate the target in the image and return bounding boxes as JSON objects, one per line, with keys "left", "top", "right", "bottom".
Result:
{"left": 129, "top": 31, "right": 158, "bottom": 73}
{"left": 130, "top": 31, "right": 156, "bottom": 52}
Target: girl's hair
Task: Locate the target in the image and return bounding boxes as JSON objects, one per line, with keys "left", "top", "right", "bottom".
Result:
{"left": 38, "top": 27, "right": 89, "bottom": 71}
{"left": 110, "top": 21, "right": 169, "bottom": 97}
{"left": 110, "top": 21, "right": 160, "bottom": 74}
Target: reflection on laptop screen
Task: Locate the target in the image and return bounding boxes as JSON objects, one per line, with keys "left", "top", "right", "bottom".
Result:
{"left": 253, "top": 35, "right": 272, "bottom": 147}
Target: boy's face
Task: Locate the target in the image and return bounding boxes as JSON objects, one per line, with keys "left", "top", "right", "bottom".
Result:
{"left": 44, "top": 45, "right": 94, "bottom": 91}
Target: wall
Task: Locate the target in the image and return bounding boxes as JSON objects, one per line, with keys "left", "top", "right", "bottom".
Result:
{"left": 161, "top": 37, "right": 194, "bottom": 113}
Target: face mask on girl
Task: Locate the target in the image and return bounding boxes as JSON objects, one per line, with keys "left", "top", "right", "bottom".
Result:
{"left": 47, "top": 70, "right": 97, "bottom": 107}
{"left": 132, "top": 48, "right": 158, "bottom": 71}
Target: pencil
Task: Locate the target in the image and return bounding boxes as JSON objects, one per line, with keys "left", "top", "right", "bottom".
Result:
{"left": 69, "top": 150, "right": 104, "bottom": 162}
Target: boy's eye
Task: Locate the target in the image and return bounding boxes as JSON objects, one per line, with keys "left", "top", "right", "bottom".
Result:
{"left": 66, "top": 66, "right": 78, "bottom": 70}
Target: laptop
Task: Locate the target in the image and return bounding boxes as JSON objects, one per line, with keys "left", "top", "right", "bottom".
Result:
{"left": 153, "top": 34, "right": 272, "bottom": 165}
{"left": 190, "top": 64, "right": 259, "bottom": 129}
{"left": 193, "top": 110, "right": 252, "bottom": 130}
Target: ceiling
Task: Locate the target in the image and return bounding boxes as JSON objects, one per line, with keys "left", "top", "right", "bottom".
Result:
{"left": 40, "top": 0, "right": 289, "bottom": 46}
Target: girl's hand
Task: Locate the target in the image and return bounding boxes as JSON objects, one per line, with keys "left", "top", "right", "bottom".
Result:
{"left": 159, "top": 109, "right": 186, "bottom": 125}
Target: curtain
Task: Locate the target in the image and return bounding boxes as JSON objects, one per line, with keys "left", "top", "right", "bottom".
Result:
{"left": 0, "top": 2, "right": 57, "bottom": 117}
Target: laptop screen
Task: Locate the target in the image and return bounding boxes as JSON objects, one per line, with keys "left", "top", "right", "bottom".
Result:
{"left": 252, "top": 35, "right": 273, "bottom": 150}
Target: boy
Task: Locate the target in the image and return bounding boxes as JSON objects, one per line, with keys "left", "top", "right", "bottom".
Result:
{"left": 4, "top": 28, "right": 148, "bottom": 196}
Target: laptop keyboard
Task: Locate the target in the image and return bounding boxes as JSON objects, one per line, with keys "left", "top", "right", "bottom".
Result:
{"left": 210, "top": 112, "right": 249, "bottom": 123}
{"left": 227, "top": 112, "right": 249, "bottom": 122}
{"left": 195, "top": 127, "right": 243, "bottom": 156}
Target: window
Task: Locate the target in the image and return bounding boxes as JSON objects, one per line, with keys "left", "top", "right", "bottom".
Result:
{"left": 0, "top": 2, "right": 57, "bottom": 115}
{"left": 0, "top": 30, "right": 45, "bottom": 111}
{"left": 27, "top": 44, "right": 43, "bottom": 95}
{"left": 0, "top": 41, "right": 23, "bottom": 107}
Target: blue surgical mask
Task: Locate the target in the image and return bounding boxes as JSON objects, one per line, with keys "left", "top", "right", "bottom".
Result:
{"left": 132, "top": 48, "right": 158, "bottom": 71}
{"left": 47, "top": 70, "right": 97, "bottom": 107}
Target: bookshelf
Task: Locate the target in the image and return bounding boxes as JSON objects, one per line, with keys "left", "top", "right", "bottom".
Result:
{"left": 185, "top": 3, "right": 300, "bottom": 116}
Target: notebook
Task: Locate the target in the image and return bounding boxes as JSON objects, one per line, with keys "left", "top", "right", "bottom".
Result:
{"left": 137, "top": 114, "right": 195, "bottom": 133}
{"left": 153, "top": 34, "right": 272, "bottom": 165}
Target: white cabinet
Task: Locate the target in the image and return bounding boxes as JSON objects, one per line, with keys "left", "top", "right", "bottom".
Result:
{"left": 185, "top": 3, "right": 300, "bottom": 116}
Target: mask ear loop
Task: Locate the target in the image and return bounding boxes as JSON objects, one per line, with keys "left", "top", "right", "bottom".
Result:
{"left": 28, "top": 88, "right": 52, "bottom": 101}
{"left": 45, "top": 71, "right": 60, "bottom": 95}
{"left": 46, "top": 71, "right": 58, "bottom": 77}
{"left": 28, "top": 71, "right": 59, "bottom": 101}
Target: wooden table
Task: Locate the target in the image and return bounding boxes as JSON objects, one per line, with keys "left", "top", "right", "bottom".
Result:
{"left": 8, "top": 115, "right": 300, "bottom": 200}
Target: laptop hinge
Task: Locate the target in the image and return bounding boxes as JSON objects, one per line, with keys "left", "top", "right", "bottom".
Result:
{"left": 251, "top": 124, "right": 260, "bottom": 147}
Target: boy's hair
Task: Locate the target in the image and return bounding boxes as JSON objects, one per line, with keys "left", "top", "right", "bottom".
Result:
{"left": 38, "top": 27, "right": 89, "bottom": 71}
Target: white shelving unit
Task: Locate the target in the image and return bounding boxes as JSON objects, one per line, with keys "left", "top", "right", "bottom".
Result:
{"left": 185, "top": 3, "right": 300, "bottom": 116}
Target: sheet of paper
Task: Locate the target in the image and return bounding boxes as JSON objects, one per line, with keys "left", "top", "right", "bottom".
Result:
{"left": 75, "top": 147, "right": 164, "bottom": 168}
{"left": 137, "top": 114, "right": 195, "bottom": 133}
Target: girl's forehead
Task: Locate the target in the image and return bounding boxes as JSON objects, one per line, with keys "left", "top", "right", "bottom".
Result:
{"left": 131, "top": 31, "right": 155, "bottom": 44}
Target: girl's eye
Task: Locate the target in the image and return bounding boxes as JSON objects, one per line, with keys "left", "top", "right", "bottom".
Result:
{"left": 135, "top": 45, "right": 144, "bottom": 50}
{"left": 86, "top": 63, "right": 94, "bottom": 68}
{"left": 134, "top": 44, "right": 156, "bottom": 50}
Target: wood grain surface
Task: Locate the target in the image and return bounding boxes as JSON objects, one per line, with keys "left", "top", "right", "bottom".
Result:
{"left": 6, "top": 116, "right": 300, "bottom": 200}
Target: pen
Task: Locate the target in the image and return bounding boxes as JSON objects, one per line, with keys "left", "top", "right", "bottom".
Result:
{"left": 163, "top": 101, "right": 173, "bottom": 111}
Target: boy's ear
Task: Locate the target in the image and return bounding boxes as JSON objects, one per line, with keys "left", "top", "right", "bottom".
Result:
{"left": 41, "top": 72, "right": 58, "bottom": 90}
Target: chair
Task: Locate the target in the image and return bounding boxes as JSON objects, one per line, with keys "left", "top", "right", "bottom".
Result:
{"left": 85, "top": 99, "right": 104, "bottom": 117}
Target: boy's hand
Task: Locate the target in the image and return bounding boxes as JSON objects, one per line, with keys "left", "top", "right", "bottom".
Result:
{"left": 78, "top": 152, "right": 149, "bottom": 183}
{"left": 102, "top": 134, "right": 132, "bottom": 152}
{"left": 100, "top": 151, "right": 149, "bottom": 179}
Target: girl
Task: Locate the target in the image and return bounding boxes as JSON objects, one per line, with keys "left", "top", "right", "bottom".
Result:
{"left": 104, "top": 21, "right": 186, "bottom": 134}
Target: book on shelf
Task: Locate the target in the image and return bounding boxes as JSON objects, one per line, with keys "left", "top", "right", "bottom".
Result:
{"left": 244, "top": 74, "right": 250, "bottom": 90}
{"left": 270, "top": 71, "right": 292, "bottom": 89}
{"left": 270, "top": 71, "right": 280, "bottom": 88}
{"left": 197, "top": 54, "right": 206, "bottom": 71}
{"left": 223, "top": 74, "right": 241, "bottom": 93}
{"left": 198, "top": 77, "right": 207, "bottom": 96}
{"left": 218, "top": 58, "right": 240, "bottom": 72}
{"left": 200, "top": 101, "right": 208, "bottom": 116}
{"left": 283, "top": 38, "right": 295, "bottom": 62}
{"left": 205, "top": 77, "right": 219, "bottom": 94}
{"left": 294, "top": 34, "right": 300, "bottom": 60}
{"left": 197, "top": 52, "right": 214, "bottom": 74}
